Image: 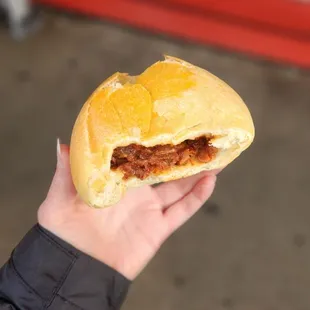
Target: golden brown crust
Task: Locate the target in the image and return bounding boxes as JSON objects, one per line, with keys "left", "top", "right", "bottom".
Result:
{"left": 70, "top": 56, "right": 255, "bottom": 207}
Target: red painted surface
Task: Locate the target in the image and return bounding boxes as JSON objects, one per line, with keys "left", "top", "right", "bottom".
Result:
{"left": 162, "top": 0, "right": 310, "bottom": 32}
{"left": 35, "top": 0, "right": 310, "bottom": 68}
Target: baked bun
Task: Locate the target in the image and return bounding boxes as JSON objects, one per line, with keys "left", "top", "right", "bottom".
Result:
{"left": 70, "top": 56, "right": 255, "bottom": 208}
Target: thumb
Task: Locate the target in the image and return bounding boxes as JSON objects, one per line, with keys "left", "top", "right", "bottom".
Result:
{"left": 46, "top": 139, "right": 77, "bottom": 203}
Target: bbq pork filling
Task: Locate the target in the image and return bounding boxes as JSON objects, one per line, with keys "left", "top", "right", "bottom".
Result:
{"left": 110, "top": 136, "right": 218, "bottom": 180}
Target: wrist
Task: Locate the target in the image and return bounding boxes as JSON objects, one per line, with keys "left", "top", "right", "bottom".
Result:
{"left": 37, "top": 218, "right": 140, "bottom": 280}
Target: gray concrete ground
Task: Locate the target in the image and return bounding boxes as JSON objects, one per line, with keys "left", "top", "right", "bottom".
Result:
{"left": 1, "top": 11, "right": 310, "bottom": 310}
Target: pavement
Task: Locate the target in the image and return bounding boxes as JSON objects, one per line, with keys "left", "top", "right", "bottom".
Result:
{"left": 0, "top": 10, "right": 310, "bottom": 310}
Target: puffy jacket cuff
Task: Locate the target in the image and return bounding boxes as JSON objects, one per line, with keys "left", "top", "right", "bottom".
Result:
{"left": 3, "top": 224, "right": 130, "bottom": 310}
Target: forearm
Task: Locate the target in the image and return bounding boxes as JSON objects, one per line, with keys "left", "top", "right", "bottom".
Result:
{"left": 0, "top": 225, "right": 130, "bottom": 310}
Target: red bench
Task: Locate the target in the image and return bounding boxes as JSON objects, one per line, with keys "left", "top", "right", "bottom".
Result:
{"left": 36, "top": 0, "right": 310, "bottom": 68}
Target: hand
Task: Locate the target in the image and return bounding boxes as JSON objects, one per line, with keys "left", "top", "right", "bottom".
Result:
{"left": 38, "top": 142, "right": 219, "bottom": 280}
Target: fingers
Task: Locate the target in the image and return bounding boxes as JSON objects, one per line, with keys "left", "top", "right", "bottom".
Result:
{"left": 153, "top": 169, "right": 221, "bottom": 207}
{"left": 163, "top": 175, "right": 216, "bottom": 233}
{"left": 46, "top": 139, "right": 77, "bottom": 203}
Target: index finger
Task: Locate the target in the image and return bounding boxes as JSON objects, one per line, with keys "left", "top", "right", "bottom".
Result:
{"left": 152, "top": 168, "right": 223, "bottom": 208}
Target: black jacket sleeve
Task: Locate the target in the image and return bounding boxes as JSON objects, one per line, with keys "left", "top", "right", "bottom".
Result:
{"left": 0, "top": 224, "right": 130, "bottom": 310}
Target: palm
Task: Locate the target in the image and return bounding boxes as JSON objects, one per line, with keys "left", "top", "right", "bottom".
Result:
{"left": 98, "top": 186, "right": 169, "bottom": 275}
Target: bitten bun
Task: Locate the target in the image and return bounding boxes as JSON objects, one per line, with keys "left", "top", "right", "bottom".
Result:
{"left": 70, "top": 56, "right": 255, "bottom": 208}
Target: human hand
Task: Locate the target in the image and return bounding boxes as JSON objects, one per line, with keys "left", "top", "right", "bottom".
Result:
{"left": 38, "top": 141, "right": 219, "bottom": 280}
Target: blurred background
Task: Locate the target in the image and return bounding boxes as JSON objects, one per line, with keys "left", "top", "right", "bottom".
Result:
{"left": 0, "top": 0, "right": 310, "bottom": 309}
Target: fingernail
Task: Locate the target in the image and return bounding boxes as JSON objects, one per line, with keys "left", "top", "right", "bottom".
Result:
{"left": 56, "top": 138, "right": 62, "bottom": 167}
